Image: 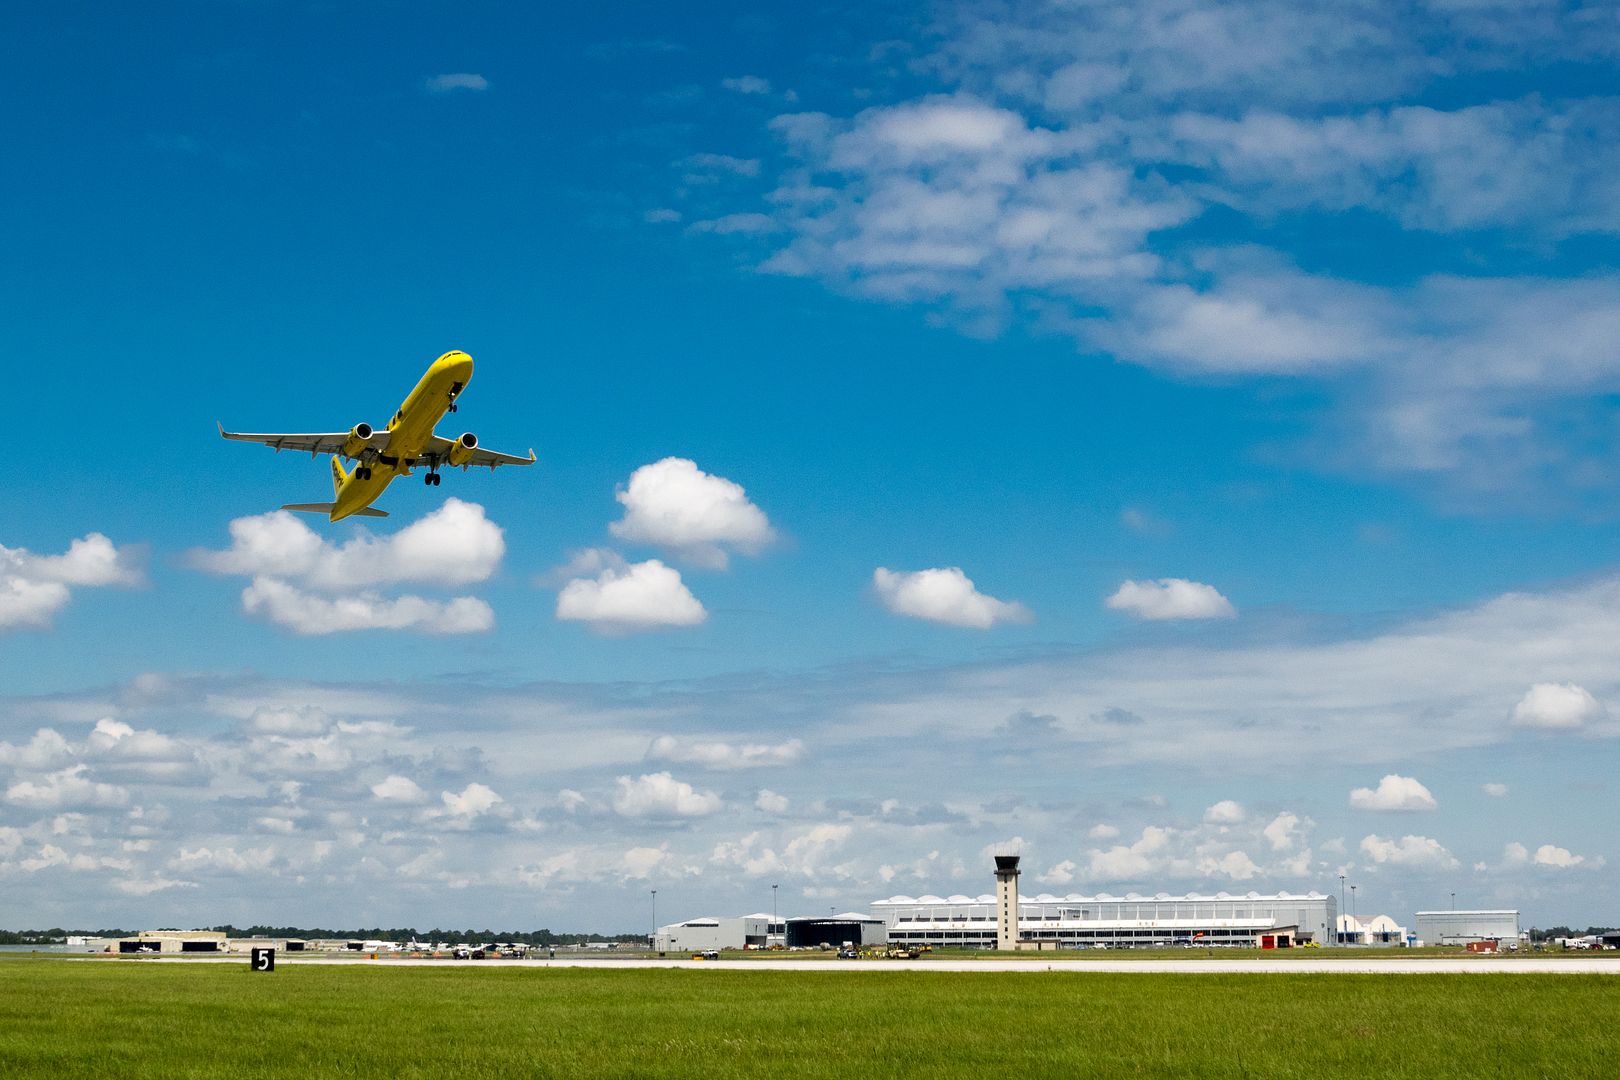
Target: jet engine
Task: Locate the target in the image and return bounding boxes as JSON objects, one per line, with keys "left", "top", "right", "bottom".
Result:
{"left": 447, "top": 432, "right": 478, "bottom": 467}
{"left": 342, "top": 423, "right": 374, "bottom": 459}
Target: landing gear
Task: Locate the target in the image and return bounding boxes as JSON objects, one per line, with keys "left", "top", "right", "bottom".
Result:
{"left": 448, "top": 402, "right": 458, "bottom": 413}
{"left": 356, "top": 466, "right": 373, "bottom": 481}
{"left": 424, "top": 472, "right": 441, "bottom": 486}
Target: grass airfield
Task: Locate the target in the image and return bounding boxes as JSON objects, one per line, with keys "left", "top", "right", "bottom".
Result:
{"left": 4, "top": 958, "right": 1618, "bottom": 1078}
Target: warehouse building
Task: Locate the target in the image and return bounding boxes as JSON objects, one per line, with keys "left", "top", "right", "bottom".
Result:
{"left": 90, "top": 930, "right": 228, "bottom": 954}
{"left": 1336, "top": 914, "right": 1412, "bottom": 946}
{"left": 1414, "top": 910, "right": 1521, "bottom": 946}
{"left": 653, "top": 914, "right": 782, "bottom": 953}
{"left": 873, "top": 881, "right": 1335, "bottom": 949}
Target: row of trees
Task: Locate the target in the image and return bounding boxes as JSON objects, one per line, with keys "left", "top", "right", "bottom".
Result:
{"left": 1, "top": 926, "right": 646, "bottom": 945}
{"left": 205, "top": 925, "right": 646, "bottom": 945}
{"left": 0, "top": 929, "right": 134, "bottom": 944}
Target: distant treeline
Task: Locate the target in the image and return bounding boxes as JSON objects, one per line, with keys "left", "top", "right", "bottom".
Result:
{"left": 1533, "top": 926, "right": 1616, "bottom": 941}
{"left": 205, "top": 925, "right": 646, "bottom": 945}
{"left": 0, "top": 930, "right": 134, "bottom": 945}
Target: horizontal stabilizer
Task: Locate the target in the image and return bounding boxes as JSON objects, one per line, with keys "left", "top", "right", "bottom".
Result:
{"left": 281, "top": 503, "right": 389, "bottom": 518}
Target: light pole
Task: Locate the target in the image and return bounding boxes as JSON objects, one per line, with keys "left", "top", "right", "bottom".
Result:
{"left": 1350, "top": 884, "right": 1357, "bottom": 943}
{"left": 650, "top": 889, "right": 657, "bottom": 950}
{"left": 1451, "top": 891, "right": 1456, "bottom": 910}
{"left": 772, "top": 884, "right": 779, "bottom": 947}
{"left": 1339, "top": 873, "right": 1346, "bottom": 946}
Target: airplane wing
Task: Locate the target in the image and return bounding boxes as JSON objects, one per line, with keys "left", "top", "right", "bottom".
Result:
{"left": 421, "top": 435, "right": 537, "bottom": 470}
{"left": 218, "top": 423, "right": 391, "bottom": 460}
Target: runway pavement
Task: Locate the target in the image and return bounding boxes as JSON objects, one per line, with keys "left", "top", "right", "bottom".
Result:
{"left": 109, "top": 954, "right": 1620, "bottom": 974}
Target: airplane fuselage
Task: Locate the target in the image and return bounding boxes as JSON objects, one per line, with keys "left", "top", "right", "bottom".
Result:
{"left": 332, "top": 350, "right": 472, "bottom": 521}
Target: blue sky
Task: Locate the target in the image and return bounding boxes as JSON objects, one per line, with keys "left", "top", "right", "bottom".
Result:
{"left": 2, "top": 0, "right": 1618, "bottom": 933}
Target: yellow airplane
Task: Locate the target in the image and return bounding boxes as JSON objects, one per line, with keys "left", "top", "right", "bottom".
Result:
{"left": 220, "top": 349, "right": 534, "bottom": 521}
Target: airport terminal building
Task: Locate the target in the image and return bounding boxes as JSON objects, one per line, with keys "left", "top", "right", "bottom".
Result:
{"left": 872, "top": 889, "right": 1337, "bottom": 949}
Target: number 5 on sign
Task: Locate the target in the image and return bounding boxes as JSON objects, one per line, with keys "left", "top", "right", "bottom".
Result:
{"left": 251, "top": 947, "right": 275, "bottom": 972}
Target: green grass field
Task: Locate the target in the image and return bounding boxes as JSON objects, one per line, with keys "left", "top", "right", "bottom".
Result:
{"left": 2, "top": 959, "right": 1615, "bottom": 1078}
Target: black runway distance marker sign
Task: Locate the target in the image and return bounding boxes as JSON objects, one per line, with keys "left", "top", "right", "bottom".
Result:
{"left": 250, "top": 948, "right": 275, "bottom": 972}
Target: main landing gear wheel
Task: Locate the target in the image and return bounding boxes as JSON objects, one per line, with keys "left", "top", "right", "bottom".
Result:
{"left": 356, "top": 466, "right": 372, "bottom": 480}
{"left": 424, "top": 472, "right": 441, "bottom": 486}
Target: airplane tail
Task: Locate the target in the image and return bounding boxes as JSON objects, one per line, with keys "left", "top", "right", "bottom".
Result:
{"left": 330, "top": 455, "right": 349, "bottom": 496}
{"left": 282, "top": 503, "right": 389, "bottom": 518}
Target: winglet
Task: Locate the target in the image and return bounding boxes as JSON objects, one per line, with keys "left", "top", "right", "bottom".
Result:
{"left": 529, "top": 448, "right": 537, "bottom": 462}
{"left": 217, "top": 421, "right": 226, "bottom": 438}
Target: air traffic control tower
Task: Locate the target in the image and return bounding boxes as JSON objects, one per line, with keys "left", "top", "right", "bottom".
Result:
{"left": 994, "top": 854, "right": 1021, "bottom": 950}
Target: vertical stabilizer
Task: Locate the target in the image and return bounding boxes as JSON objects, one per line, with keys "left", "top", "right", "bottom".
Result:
{"left": 330, "top": 455, "right": 349, "bottom": 496}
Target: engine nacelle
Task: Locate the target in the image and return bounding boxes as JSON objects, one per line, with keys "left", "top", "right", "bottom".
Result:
{"left": 447, "top": 432, "right": 478, "bottom": 467}
{"left": 341, "top": 423, "right": 374, "bottom": 459}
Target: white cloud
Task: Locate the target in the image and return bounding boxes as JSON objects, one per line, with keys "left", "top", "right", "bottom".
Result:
{"left": 1, "top": 533, "right": 141, "bottom": 630}
{"left": 1532, "top": 843, "right": 1586, "bottom": 869}
{"left": 193, "top": 500, "right": 504, "bottom": 590}
{"left": 440, "top": 783, "right": 503, "bottom": 818}
{"left": 1106, "top": 578, "right": 1235, "bottom": 620}
{"left": 1482, "top": 782, "right": 1509, "bottom": 797}
{"left": 755, "top": 789, "right": 789, "bottom": 813}
{"left": 1087, "top": 823, "right": 1120, "bottom": 840}
{"left": 872, "top": 566, "right": 1032, "bottom": 628}
{"left": 1359, "top": 833, "right": 1458, "bottom": 869}
{"left": 425, "top": 73, "right": 488, "bottom": 93}
{"left": 1086, "top": 825, "right": 1173, "bottom": 881}
{"left": 648, "top": 735, "right": 804, "bottom": 770}
{"left": 1349, "top": 774, "right": 1438, "bottom": 812}
{"left": 1511, "top": 682, "right": 1600, "bottom": 729}
{"left": 0, "top": 729, "right": 75, "bottom": 770}
{"left": 1036, "top": 859, "right": 1077, "bottom": 885}
{"left": 688, "top": 213, "right": 779, "bottom": 235}
{"left": 722, "top": 75, "right": 771, "bottom": 95}
{"left": 241, "top": 577, "right": 494, "bottom": 635}
{"left": 612, "top": 772, "right": 723, "bottom": 819}
{"left": 1203, "top": 799, "right": 1245, "bottom": 824}
{"left": 371, "top": 775, "right": 427, "bottom": 802}
{"left": 555, "top": 559, "right": 706, "bottom": 633}
{"left": 6, "top": 765, "right": 129, "bottom": 809}
{"left": 1262, "top": 812, "right": 1302, "bottom": 851}
{"left": 609, "top": 458, "right": 775, "bottom": 568}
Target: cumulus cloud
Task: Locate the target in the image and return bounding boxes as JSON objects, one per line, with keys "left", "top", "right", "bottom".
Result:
{"left": 371, "top": 775, "right": 427, "bottom": 802}
{"left": 1349, "top": 774, "right": 1438, "bottom": 812}
{"left": 1, "top": 533, "right": 141, "bottom": 630}
{"left": 425, "top": 73, "right": 488, "bottom": 93}
{"left": 190, "top": 502, "right": 502, "bottom": 635}
{"left": 1359, "top": 833, "right": 1458, "bottom": 869}
{"left": 872, "top": 566, "right": 1032, "bottom": 628}
{"left": 648, "top": 736, "right": 804, "bottom": 770}
{"left": 192, "top": 500, "right": 504, "bottom": 590}
{"left": 1105, "top": 578, "right": 1235, "bottom": 620}
{"left": 6, "top": 765, "right": 129, "bottom": 809}
{"left": 755, "top": 789, "right": 789, "bottom": 813}
{"left": 1203, "top": 799, "right": 1245, "bottom": 825}
{"left": 609, "top": 458, "right": 775, "bottom": 569}
{"left": 1511, "top": 682, "right": 1600, "bottom": 729}
{"left": 611, "top": 772, "right": 723, "bottom": 819}
{"left": 555, "top": 559, "right": 706, "bottom": 633}
{"left": 241, "top": 578, "right": 494, "bottom": 635}
{"left": 1087, "top": 823, "right": 1120, "bottom": 840}
{"left": 440, "top": 782, "right": 503, "bottom": 818}
{"left": 1482, "top": 782, "right": 1509, "bottom": 797}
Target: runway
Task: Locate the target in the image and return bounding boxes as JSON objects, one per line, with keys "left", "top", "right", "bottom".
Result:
{"left": 111, "top": 955, "right": 1620, "bottom": 974}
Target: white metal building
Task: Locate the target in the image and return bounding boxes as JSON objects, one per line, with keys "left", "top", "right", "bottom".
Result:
{"left": 1414, "top": 910, "right": 1521, "bottom": 945}
{"left": 653, "top": 914, "right": 782, "bottom": 953}
{"left": 1336, "top": 913, "right": 1411, "bottom": 946}
{"left": 872, "top": 890, "right": 1336, "bottom": 948}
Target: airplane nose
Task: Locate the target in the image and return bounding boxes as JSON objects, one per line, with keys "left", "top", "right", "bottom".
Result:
{"left": 435, "top": 350, "right": 473, "bottom": 377}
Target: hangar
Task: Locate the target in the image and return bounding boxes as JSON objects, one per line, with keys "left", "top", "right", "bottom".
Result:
{"left": 784, "top": 914, "right": 887, "bottom": 948}
{"left": 653, "top": 914, "right": 783, "bottom": 953}
{"left": 1414, "top": 910, "right": 1521, "bottom": 946}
